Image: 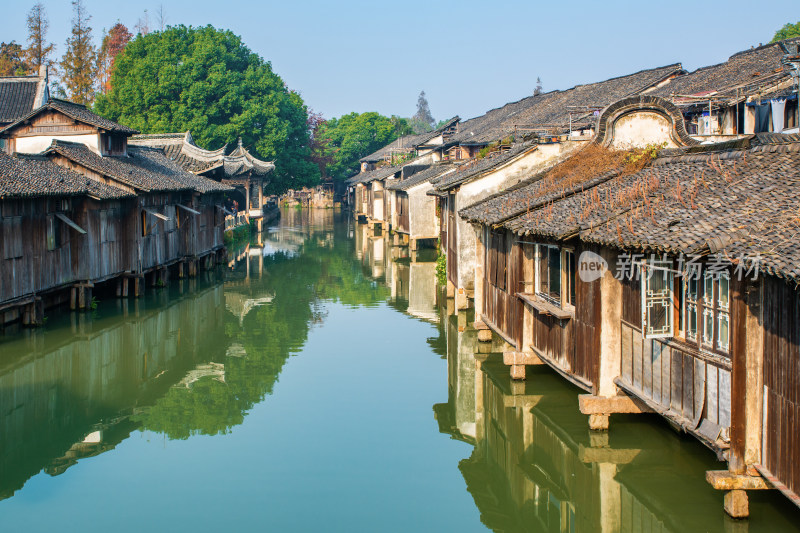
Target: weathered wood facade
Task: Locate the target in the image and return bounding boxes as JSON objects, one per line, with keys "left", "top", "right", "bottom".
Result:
{"left": 0, "top": 98, "right": 233, "bottom": 324}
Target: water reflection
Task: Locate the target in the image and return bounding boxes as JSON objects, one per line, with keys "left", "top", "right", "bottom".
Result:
{"left": 438, "top": 310, "right": 800, "bottom": 532}
{"left": 3, "top": 211, "right": 799, "bottom": 531}
{"left": 0, "top": 281, "right": 228, "bottom": 499}
{"left": 0, "top": 209, "right": 388, "bottom": 501}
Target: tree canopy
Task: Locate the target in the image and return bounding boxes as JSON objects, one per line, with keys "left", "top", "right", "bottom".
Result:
{"left": 771, "top": 21, "right": 800, "bottom": 42}
{"left": 60, "top": 0, "right": 96, "bottom": 105}
{"left": 94, "top": 25, "right": 319, "bottom": 193}
{"left": 410, "top": 90, "right": 435, "bottom": 134}
{"left": 315, "top": 112, "right": 412, "bottom": 182}
{"left": 0, "top": 42, "right": 29, "bottom": 76}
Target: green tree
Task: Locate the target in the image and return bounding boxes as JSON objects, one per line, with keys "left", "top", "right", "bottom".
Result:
{"left": 60, "top": 0, "right": 97, "bottom": 105}
{"left": 317, "top": 112, "right": 411, "bottom": 182}
{"left": 0, "top": 42, "right": 30, "bottom": 76}
{"left": 409, "top": 90, "right": 435, "bottom": 134}
{"left": 94, "top": 25, "right": 318, "bottom": 193}
{"left": 25, "top": 3, "right": 56, "bottom": 74}
{"left": 771, "top": 21, "right": 800, "bottom": 42}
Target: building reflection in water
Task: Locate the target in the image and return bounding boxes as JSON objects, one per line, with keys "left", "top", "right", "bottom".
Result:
{"left": 436, "top": 308, "right": 800, "bottom": 532}
{"left": 0, "top": 280, "right": 228, "bottom": 501}
{"left": 0, "top": 209, "right": 373, "bottom": 503}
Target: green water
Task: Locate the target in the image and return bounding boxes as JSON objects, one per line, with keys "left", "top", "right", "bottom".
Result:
{"left": 0, "top": 209, "right": 798, "bottom": 532}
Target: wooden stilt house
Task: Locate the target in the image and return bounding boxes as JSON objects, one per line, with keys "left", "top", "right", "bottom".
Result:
{"left": 463, "top": 94, "right": 800, "bottom": 516}
{"left": 0, "top": 152, "right": 134, "bottom": 324}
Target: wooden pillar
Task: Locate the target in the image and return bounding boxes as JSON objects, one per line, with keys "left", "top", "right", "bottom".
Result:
{"left": 729, "top": 277, "right": 764, "bottom": 473}
{"left": 78, "top": 285, "right": 86, "bottom": 310}
{"left": 245, "top": 181, "right": 251, "bottom": 214}
{"left": 116, "top": 279, "right": 123, "bottom": 297}
{"left": 597, "top": 247, "right": 623, "bottom": 398}
{"left": 133, "top": 276, "right": 141, "bottom": 298}
{"left": 474, "top": 226, "right": 485, "bottom": 320}
{"left": 122, "top": 277, "right": 129, "bottom": 297}
{"left": 70, "top": 287, "right": 77, "bottom": 310}
{"left": 178, "top": 261, "right": 185, "bottom": 279}
{"left": 258, "top": 177, "right": 263, "bottom": 212}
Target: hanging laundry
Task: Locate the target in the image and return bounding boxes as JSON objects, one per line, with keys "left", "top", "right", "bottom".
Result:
{"left": 755, "top": 103, "right": 771, "bottom": 133}
{"left": 771, "top": 99, "right": 786, "bottom": 132}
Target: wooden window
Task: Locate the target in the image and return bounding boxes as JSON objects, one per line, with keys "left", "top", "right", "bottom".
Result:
{"left": 685, "top": 276, "right": 699, "bottom": 341}
{"left": 680, "top": 268, "right": 729, "bottom": 354}
{"left": 536, "top": 244, "right": 561, "bottom": 304}
{"left": 701, "top": 272, "right": 729, "bottom": 352}
{"left": 563, "top": 249, "right": 576, "bottom": 307}
{"left": 46, "top": 214, "right": 59, "bottom": 251}
{"left": 641, "top": 259, "right": 673, "bottom": 339}
{"left": 3, "top": 216, "right": 22, "bottom": 259}
{"left": 141, "top": 210, "right": 148, "bottom": 237}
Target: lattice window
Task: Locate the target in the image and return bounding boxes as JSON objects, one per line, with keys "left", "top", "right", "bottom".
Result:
{"left": 641, "top": 260, "right": 673, "bottom": 339}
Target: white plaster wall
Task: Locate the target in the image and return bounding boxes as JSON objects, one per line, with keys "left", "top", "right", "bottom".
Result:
{"left": 408, "top": 182, "right": 438, "bottom": 239}
{"left": 408, "top": 262, "right": 437, "bottom": 322}
{"left": 15, "top": 133, "right": 100, "bottom": 154}
{"left": 372, "top": 180, "right": 384, "bottom": 221}
{"left": 610, "top": 112, "right": 678, "bottom": 149}
{"left": 386, "top": 189, "right": 397, "bottom": 228}
{"left": 455, "top": 141, "right": 585, "bottom": 290}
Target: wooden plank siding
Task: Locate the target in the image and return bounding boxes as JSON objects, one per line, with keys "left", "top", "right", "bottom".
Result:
{"left": 446, "top": 193, "right": 457, "bottom": 285}
{"left": 573, "top": 245, "right": 601, "bottom": 388}
{"left": 482, "top": 229, "right": 523, "bottom": 348}
{"left": 518, "top": 242, "right": 598, "bottom": 388}
{"left": 761, "top": 276, "right": 800, "bottom": 496}
{"left": 1, "top": 191, "right": 226, "bottom": 315}
{"left": 396, "top": 192, "right": 409, "bottom": 234}
{"left": 618, "top": 274, "right": 732, "bottom": 447}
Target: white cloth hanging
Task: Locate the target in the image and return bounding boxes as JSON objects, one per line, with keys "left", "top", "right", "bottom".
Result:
{"left": 771, "top": 99, "right": 786, "bottom": 132}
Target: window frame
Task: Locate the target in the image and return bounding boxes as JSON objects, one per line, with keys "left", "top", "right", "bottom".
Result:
{"left": 640, "top": 258, "right": 674, "bottom": 339}
{"left": 535, "top": 243, "right": 562, "bottom": 306}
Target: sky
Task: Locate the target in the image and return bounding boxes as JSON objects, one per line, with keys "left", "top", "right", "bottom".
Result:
{"left": 0, "top": 0, "right": 796, "bottom": 123}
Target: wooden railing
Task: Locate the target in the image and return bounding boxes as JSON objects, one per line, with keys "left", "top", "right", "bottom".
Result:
{"left": 224, "top": 213, "right": 248, "bottom": 231}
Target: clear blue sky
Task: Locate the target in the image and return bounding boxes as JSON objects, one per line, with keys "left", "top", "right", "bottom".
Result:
{"left": 1, "top": 0, "right": 796, "bottom": 122}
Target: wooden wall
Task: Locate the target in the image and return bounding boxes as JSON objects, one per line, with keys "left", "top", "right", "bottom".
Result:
{"left": 761, "top": 275, "right": 800, "bottom": 495}
{"left": 396, "top": 193, "right": 409, "bottom": 234}
{"left": 1, "top": 191, "right": 226, "bottom": 314}
{"left": 619, "top": 276, "right": 732, "bottom": 446}
{"left": 483, "top": 229, "right": 523, "bottom": 347}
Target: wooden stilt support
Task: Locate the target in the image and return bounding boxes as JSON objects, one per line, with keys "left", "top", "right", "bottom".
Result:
{"left": 70, "top": 287, "right": 77, "bottom": 310}
{"left": 122, "top": 277, "right": 129, "bottom": 297}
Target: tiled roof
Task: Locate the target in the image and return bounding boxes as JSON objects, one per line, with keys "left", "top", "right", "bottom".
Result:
{"left": 386, "top": 163, "right": 456, "bottom": 191}
{"left": 129, "top": 132, "right": 273, "bottom": 176}
{"left": 502, "top": 134, "right": 800, "bottom": 282}
{"left": 431, "top": 142, "right": 537, "bottom": 191}
{"left": 224, "top": 140, "right": 275, "bottom": 177}
{"left": 0, "top": 77, "right": 39, "bottom": 124}
{"left": 460, "top": 143, "right": 654, "bottom": 225}
{"left": 446, "top": 64, "right": 683, "bottom": 146}
{"left": 345, "top": 164, "right": 402, "bottom": 185}
{"left": 43, "top": 141, "right": 231, "bottom": 194}
{"left": 651, "top": 39, "right": 799, "bottom": 103}
{"left": 1, "top": 98, "right": 139, "bottom": 135}
{"left": 0, "top": 152, "right": 132, "bottom": 200}
{"left": 360, "top": 116, "right": 460, "bottom": 163}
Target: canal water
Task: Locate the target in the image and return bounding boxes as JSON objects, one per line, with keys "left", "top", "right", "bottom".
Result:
{"left": 1, "top": 209, "right": 799, "bottom": 532}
